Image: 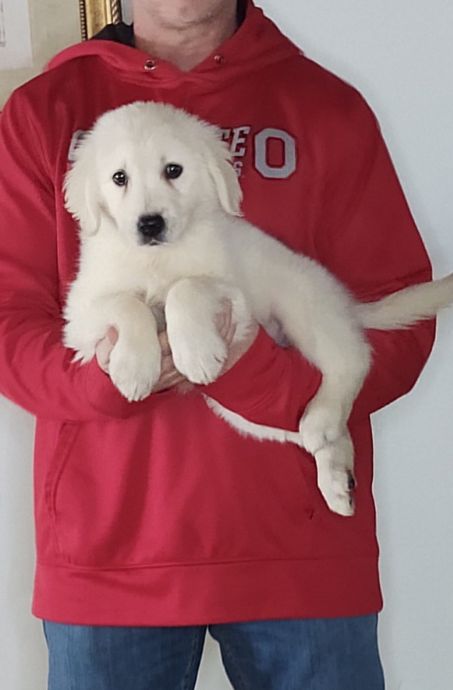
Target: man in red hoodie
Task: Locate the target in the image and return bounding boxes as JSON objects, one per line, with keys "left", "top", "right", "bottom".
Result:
{"left": 0, "top": 0, "right": 435, "bottom": 688}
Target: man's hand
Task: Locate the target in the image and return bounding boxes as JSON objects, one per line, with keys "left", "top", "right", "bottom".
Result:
{"left": 95, "top": 302, "right": 259, "bottom": 394}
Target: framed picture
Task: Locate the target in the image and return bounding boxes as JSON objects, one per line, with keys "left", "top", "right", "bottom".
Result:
{"left": 80, "top": 0, "right": 124, "bottom": 39}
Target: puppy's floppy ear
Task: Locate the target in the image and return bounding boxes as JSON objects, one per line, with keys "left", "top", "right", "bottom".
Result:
{"left": 204, "top": 133, "right": 243, "bottom": 216}
{"left": 64, "top": 132, "right": 102, "bottom": 237}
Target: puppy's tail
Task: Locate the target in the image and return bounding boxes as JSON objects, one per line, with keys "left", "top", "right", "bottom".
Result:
{"left": 356, "top": 273, "right": 453, "bottom": 330}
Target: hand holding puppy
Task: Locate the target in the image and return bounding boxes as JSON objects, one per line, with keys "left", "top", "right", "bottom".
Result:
{"left": 95, "top": 301, "right": 258, "bottom": 393}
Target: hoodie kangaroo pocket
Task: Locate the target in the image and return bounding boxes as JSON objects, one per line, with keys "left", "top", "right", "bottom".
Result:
{"left": 42, "top": 408, "right": 325, "bottom": 568}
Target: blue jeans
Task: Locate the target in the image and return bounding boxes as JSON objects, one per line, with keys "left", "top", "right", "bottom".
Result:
{"left": 43, "top": 615, "right": 385, "bottom": 689}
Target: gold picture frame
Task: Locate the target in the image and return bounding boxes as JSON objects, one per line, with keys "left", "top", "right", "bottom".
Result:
{"left": 79, "top": 0, "right": 123, "bottom": 40}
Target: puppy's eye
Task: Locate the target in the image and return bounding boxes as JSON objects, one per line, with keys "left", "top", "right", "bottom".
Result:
{"left": 112, "top": 170, "right": 128, "bottom": 187}
{"left": 164, "top": 163, "right": 183, "bottom": 180}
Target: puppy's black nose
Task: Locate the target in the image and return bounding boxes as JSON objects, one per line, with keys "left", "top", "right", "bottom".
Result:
{"left": 137, "top": 214, "right": 166, "bottom": 241}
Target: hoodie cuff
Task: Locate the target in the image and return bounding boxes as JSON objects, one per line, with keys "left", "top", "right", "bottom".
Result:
{"left": 83, "top": 358, "right": 174, "bottom": 419}
{"left": 82, "top": 359, "right": 137, "bottom": 418}
{"left": 202, "top": 328, "right": 321, "bottom": 431}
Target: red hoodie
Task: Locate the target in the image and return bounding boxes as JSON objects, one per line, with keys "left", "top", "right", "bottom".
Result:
{"left": 0, "top": 2, "right": 434, "bottom": 625}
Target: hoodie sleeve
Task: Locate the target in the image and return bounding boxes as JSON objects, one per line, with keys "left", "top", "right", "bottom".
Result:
{"left": 0, "top": 91, "right": 169, "bottom": 422}
{"left": 204, "top": 92, "right": 434, "bottom": 431}
{"left": 316, "top": 94, "right": 435, "bottom": 423}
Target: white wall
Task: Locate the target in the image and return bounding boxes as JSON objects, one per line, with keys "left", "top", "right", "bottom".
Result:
{"left": 0, "top": 0, "right": 80, "bottom": 107}
{"left": 1, "top": 1, "right": 452, "bottom": 689}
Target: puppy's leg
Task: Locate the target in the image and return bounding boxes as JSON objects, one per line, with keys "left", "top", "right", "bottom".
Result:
{"left": 263, "top": 271, "right": 370, "bottom": 515}
{"left": 166, "top": 277, "right": 252, "bottom": 385}
{"left": 268, "top": 292, "right": 370, "bottom": 451}
{"left": 108, "top": 296, "right": 162, "bottom": 401}
{"left": 296, "top": 350, "right": 369, "bottom": 516}
{"left": 77, "top": 294, "right": 161, "bottom": 402}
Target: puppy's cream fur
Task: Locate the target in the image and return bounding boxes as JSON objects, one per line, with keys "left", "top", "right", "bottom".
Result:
{"left": 64, "top": 101, "right": 453, "bottom": 515}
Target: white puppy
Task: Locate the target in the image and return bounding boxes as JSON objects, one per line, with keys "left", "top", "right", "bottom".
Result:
{"left": 64, "top": 101, "right": 453, "bottom": 516}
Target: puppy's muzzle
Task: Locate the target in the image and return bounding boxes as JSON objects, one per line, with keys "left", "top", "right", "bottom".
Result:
{"left": 137, "top": 214, "right": 166, "bottom": 245}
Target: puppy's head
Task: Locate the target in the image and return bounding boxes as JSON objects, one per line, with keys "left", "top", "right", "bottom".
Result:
{"left": 64, "top": 101, "right": 242, "bottom": 247}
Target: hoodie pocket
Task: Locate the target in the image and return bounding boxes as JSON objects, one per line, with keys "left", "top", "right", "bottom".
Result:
{"left": 43, "top": 417, "right": 163, "bottom": 568}
{"left": 42, "top": 414, "right": 324, "bottom": 568}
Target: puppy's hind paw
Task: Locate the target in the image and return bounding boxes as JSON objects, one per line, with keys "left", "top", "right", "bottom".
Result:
{"left": 314, "top": 436, "right": 356, "bottom": 517}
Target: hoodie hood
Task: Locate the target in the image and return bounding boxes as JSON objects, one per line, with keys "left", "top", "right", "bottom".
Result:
{"left": 46, "top": 1, "right": 302, "bottom": 87}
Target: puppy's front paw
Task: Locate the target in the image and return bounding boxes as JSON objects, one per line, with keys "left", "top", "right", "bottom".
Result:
{"left": 169, "top": 329, "right": 227, "bottom": 385}
{"left": 108, "top": 339, "right": 161, "bottom": 402}
{"left": 314, "top": 435, "right": 356, "bottom": 517}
